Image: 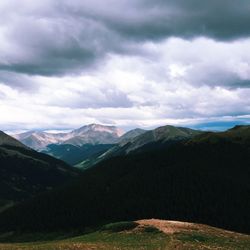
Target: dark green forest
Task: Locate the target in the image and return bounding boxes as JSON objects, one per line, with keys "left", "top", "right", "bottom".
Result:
{"left": 0, "top": 144, "right": 79, "bottom": 209}
{"left": 1, "top": 127, "right": 250, "bottom": 234}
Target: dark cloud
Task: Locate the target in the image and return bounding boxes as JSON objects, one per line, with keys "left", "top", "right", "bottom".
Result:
{"left": 83, "top": 0, "right": 250, "bottom": 41}
{"left": 1, "top": 0, "right": 250, "bottom": 78}
{"left": 0, "top": 71, "right": 38, "bottom": 90}
{"left": 0, "top": 1, "right": 250, "bottom": 132}
{"left": 186, "top": 67, "right": 250, "bottom": 89}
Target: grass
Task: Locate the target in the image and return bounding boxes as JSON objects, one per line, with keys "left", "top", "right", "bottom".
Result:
{"left": 0, "top": 230, "right": 169, "bottom": 250}
{"left": 141, "top": 225, "right": 162, "bottom": 234}
{"left": 101, "top": 221, "right": 138, "bottom": 232}
{"left": 175, "top": 232, "right": 250, "bottom": 249}
{"left": 0, "top": 221, "right": 250, "bottom": 250}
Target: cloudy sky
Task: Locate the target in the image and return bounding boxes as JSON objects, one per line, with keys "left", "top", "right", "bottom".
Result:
{"left": 1, "top": 0, "right": 250, "bottom": 132}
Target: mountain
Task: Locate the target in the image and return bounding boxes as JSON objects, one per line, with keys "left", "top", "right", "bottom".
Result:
{"left": 0, "top": 131, "right": 28, "bottom": 148}
{"left": 0, "top": 131, "right": 80, "bottom": 211}
{"left": 74, "top": 128, "right": 147, "bottom": 169}
{"left": 76, "top": 125, "right": 202, "bottom": 169}
{"left": 42, "top": 143, "right": 114, "bottom": 166}
{"left": 13, "top": 124, "right": 124, "bottom": 150}
{"left": 72, "top": 124, "right": 124, "bottom": 138}
{"left": 41, "top": 128, "right": 145, "bottom": 169}
{"left": 92, "top": 125, "right": 203, "bottom": 163}
{"left": 189, "top": 124, "right": 250, "bottom": 145}
{"left": 63, "top": 124, "right": 123, "bottom": 146}
{"left": 121, "top": 125, "right": 203, "bottom": 154}
{"left": 13, "top": 131, "right": 69, "bottom": 150}
{"left": 1, "top": 126, "right": 250, "bottom": 234}
{"left": 118, "top": 128, "right": 147, "bottom": 145}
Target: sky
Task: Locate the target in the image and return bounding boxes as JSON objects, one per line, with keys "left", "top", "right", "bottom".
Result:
{"left": 1, "top": 0, "right": 250, "bottom": 132}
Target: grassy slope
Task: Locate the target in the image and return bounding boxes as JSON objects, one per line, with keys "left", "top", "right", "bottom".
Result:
{"left": 0, "top": 220, "right": 249, "bottom": 250}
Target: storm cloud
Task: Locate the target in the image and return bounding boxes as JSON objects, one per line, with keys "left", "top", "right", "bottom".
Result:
{"left": 0, "top": 0, "right": 250, "bottom": 131}
{"left": 1, "top": 0, "right": 250, "bottom": 76}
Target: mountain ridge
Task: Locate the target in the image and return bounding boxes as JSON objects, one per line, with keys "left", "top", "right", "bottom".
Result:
{"left": 0, "top": 131, "right": 80, "bottom": 211}
{"left": 2, "top": 126, "right": 250, "bottom": 233}
{"left": 13, "top": 124, "right": 125, "bottom": 150}
{"left": 0, "top": 131, "right": 28, "bottom": 149}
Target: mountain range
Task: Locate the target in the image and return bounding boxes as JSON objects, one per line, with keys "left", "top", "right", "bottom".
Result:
{"left": 13, "top": 124, "right": 125, "bottom": 150}
{"left": 12, "top": 125, "right": 147, "bottom": 169}
{"left": 13, "top": 124, "right": 203, "bottom": 170}
{"left": 76, "top": 125, "right": 203, "bottom": 169}
{"left": 1, "top": 125, "right": 250, "bottom": 235}
{"left": 104, "top": 125, "right": 203, "bottom": 155}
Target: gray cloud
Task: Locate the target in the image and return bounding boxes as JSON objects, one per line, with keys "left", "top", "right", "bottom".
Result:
{"left": 1, "top": 0, "right": 250, "bottom": 131}
{"left": 1, "top": 0, "right": 250, "bottom": 77}
{"left": 0, "top": 71, "right": 38, "bottom": 90}
{"left": 66, "top": 0, "right": 250, "bottom": 41}
{"left": 47, "top": 88, "right": 133, "bottom": 109}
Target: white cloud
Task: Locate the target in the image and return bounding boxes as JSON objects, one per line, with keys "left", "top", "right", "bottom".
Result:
{"left": 1, "top": 37, "right": 250, "bottom": 131}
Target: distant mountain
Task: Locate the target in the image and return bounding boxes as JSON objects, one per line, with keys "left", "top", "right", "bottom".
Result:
{"left": 75, "top": 128, "right": 147, "bottom": 169}
{"left": 189, "top": 125, "right": 250, "bottom": 145}
{"left": 1, "top": 126, "right": 250, "bottom": 234}
{"left": 0, "top": 131, "right": 80, "bottom": 211}
{"left": 76, "top": 125, "right": 202, "bottom": 169}
{"left": 42, "top": 128, "right": 145, "bottom": 169}
{"left": 63, "top": 124, "right": 124, "bottom": 146}
{"left": 122, "top": 125, "right": 203, "bottom": 154}
{"left": 12, "top": 124, "right": 201, "bottom": 171}
{"left": 13, "top": 131, "right": 69, "bottom": 150}
{"left": 13, "top": 124, "right": 125, "bottom": 150}
{"left": 96, "top": 125, "right": 202, "bottom": 159}
{"left": 42, "top": 143, "right": 114, "bottom": 166}
{"left": 72, "top": 124, "right": 124, "bottom": 138}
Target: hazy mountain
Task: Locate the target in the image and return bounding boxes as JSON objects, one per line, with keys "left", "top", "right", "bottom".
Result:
{"left": 13, "top": 131, "right": 69, "bottom": 150}
{"left": 63, "top": 124, "right": 123, "bottom": 146}
{"left": 2, "top": 126, "right": 250, "bottom": 234}
{"left": 71, "top": 124, "right": 124, "bottom": 138}
{"left": 189, "top": 125, "right": 250, "bottom": 145}
{"left": 13, "top": 124, "right": 125, "bottom": 150}
{"left": 0, "top": 131, "right": 80, "bottom": 211}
